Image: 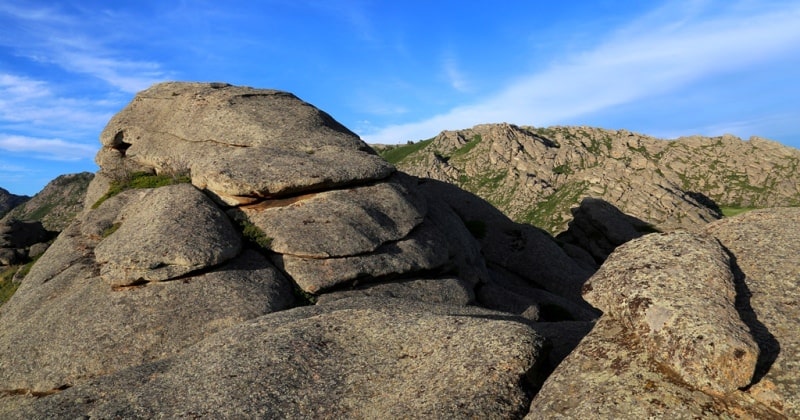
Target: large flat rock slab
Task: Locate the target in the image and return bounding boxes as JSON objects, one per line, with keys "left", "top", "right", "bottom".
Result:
{"left": 7, "top": 298, "right": 544, "bottom": 419}
{"left": 527, "top": 318, "right": 778, "bottom": 419}
{"left": 240, "top": 176, "right": 426, "bottom": 258}
{"left": 527, "top": 231, "right": 778, "bottom": 418}
{"left": 274, "top": 220, "right": 450, "bottom": 293}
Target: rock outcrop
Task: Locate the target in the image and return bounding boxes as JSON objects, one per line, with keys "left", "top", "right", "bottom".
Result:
{"left": 383, "top": 124, "right": 800, "bottom": 234}
{"left": 705, "top": 208, "right": 800, "bottom": 417}
{"left": 556, "top": 197, "right": 659, "bottom": 266}
{"left": 94, "top": 82, "right": 392, "bottom": 206}
{"left": 0, "top": 82, "right": 595, "bottom": 417}
{"left": 1, "top": 82, "right": 797, "bottom": 418}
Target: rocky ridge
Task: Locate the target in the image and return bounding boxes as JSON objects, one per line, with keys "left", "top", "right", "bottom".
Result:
{"left": 382, "top": 124, "right": 800, "bottom": 234}
{"left": 0, "top": 82, "right": 797, "bottom": 418}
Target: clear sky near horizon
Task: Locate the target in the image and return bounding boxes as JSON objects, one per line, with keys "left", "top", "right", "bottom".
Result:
{"left": 1, "top": 1, "right": 799, "bottom": 196}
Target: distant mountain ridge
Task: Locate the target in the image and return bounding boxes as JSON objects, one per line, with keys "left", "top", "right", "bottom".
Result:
{"left": 1, "top": 172, "right": 94, "bottom": 232}
{"left": 380, "top": 124, "right": 800, "bottom": 233}
{"left": 0, "top": 188, "right": 29, "bottom": 220}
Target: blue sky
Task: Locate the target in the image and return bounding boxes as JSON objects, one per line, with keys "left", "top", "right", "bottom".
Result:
{"left": 1, "top": 1, "right": 799, "bottom": 196}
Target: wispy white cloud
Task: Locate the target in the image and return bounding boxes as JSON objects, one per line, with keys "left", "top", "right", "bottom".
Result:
{"left": 0, "top": 72, "right": 114, "bottom": 137}
{"left": 0, "top": 4, "right": 168, "bottom": 93}
{"left": 362, "top": 1, "right": 800, "bottom": 143}
{"left": 442, "top": 52, "right": 469, "bottom": 92}
{"left": 0, "top": 135, "right": 97, "bottom": 161}
{"left": 0, "top": 160, "right": 33, "bottom": 174}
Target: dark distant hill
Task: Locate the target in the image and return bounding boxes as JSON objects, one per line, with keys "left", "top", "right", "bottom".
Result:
{"left": 0, "top": 188, "right": 29, "bottom": 219}
{"left": 379, "top": 124, "right": 800, "bottom": 234}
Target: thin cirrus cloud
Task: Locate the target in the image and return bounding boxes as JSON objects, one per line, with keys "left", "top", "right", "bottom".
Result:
{"left": 442, "top": 53, "right": 470, "bottom": 93}
{"left": 362, "top": 2, "right": 800, "bottom": 143}
{"left": 0, "top": 4, "right": 168, "bottom": 94}
{"left": 0, "top": 73, "right": 115, "bottom": 139}
{"left": 0, "top": 135, "right": 97, "bottom": 161}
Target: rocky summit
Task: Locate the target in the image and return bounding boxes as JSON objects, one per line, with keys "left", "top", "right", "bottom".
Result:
{"left": 382, "top": 124, "right": 800, "bottom": 235}
{"left": 0, "top": 82, "right": 798, "bottom": 418}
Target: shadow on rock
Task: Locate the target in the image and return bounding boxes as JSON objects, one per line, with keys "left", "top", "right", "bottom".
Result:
{"left": 556, "top": 197, "right": 660, "bottom": 267}
{"left": 724, "top": 247, "right": 780, "bottom": 386}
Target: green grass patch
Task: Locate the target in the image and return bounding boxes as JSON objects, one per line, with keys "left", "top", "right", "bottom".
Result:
{"left": 522, "top": 181, "right": 589, "bottom": 233}
{"left": 292, "top": 284, "right": 318, "bottom": 306}
{"left": 239, "top": 219, "right": 273, "bottom": 249}
{"left": 1, "top": 266, "right": 21, "bottom": 306}
{"left": 92, "top": 171, "right": 192, "bottom": 209}
{"left": 26, "top": 202, "right": 56, "bottom": 221}
{"left": 102, "top": 222, "right": 122, "bottom": 238}
{"left": 552, "top": 163, "right": 573, "bottom": 175}
{"left": 461, "top": 170, "right": 507, "bottom": 191}
{"left": 378, "top": 139, "right": 434, "bottom": 164}
{"left": 451, "top": 134, "right": 482, "bottom": 158}
{"left": 720, "top": 206, "right": 759, "bottom": 217}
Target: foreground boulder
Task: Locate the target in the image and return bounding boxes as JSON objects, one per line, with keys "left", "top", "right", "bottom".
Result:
{"left": 705, "top": 208, "right": 800, "bottom": 417}
{"left": 528, "top": 224, "right": 794, "bottom": 418}
{"left": 6, "top": 298, "right": 543, "bottom": 419}
{"left": 94, "top": 184, "right": 242, "bottom": 285}
{"left": 0, "top": 186, "right": 294, "bottom": 392}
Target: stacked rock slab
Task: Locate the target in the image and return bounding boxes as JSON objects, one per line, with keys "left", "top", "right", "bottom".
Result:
{"left": 1, "top": 82, "right": 587, "bottom": 417}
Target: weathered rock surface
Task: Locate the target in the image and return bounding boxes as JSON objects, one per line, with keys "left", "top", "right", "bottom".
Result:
{"left": 706, "top": 207, "right": 800, "bottom": 417}
{"left": 98, "top": 82, "right": 393, "bottom": 204}
{"left": 527, "top": 229, "right": 788, "bottom": 418}
{"left": 417, "top": 179, "right": 594, "bottom": 304}
{"left": 1, "top": 172, "right": 93, "bottom": 232}
{"left": 385, "top": 124, "right": 800, "bottom": 234}
{"left": 7, "top": 298, "right": 543, "bottom": 419}
{"left": 1, "top": 82, "right": 595, "bottom": 417}
{"left": 527, "top": 317, "right": 779, "bottom": 419}
{"left": 315, "top": 277, "right": 475, "bottom": 306}
{"left": 94, "top": 184, "right": 241, "bottom": 285}
{"left": 584, "top": 231, "right": 758, "bottom": 393}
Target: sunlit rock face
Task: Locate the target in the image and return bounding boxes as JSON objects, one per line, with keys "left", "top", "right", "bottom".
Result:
{"left": 1, "top": 82, "right": 795, "bottom": 419}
